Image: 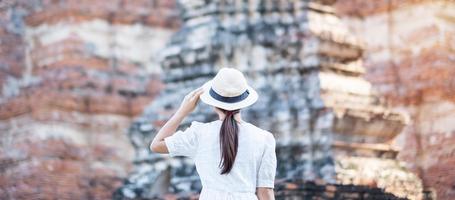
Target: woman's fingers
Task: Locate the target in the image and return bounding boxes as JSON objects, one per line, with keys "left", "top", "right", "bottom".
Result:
{"left": 190, "top": 88, "right": 203, "bottom": 98}
{"left": 193, "top": 87, "right": 203, "bottom": 95}
{"left": 187, "top": 87, "right": 202, "bottom": 98}
{"left": 190, "top": 89, "right": 203, "bottom": 101}
{"left": 188, "top": 89, "right": 204, "bottom": 104}
{"left": 195, "top": 88, "right": 204, "bottom": 96}
{"left": 192, "top": 87, "right": 202, "bottom": 93}
{"left": 178, "top": 87, "right": 204, "bottom": 115}
{"left": 183, "top": 87, "right": 204, "bottom": 105}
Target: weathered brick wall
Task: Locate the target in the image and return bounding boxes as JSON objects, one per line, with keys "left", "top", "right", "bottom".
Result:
{"left": 0, "top": 0, "right": 179, "bottom": 199}
{"left": 335, "top": 1, "right": 455, "bottom": 199}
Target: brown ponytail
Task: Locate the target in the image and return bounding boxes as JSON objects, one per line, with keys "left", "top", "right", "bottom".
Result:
{"left": 218, "top": 108, "right": 240, "bottom": 174}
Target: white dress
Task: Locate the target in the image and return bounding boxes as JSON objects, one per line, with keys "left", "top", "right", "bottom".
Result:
{"left": 164, "top": 120, "right": 277, "bottom": 200}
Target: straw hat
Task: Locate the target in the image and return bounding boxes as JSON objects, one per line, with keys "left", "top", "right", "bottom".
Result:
{"left": 200, "top": 68, "right": 258, "bottom": 111}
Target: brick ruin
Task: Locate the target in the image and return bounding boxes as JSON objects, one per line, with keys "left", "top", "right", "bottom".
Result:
{"left": 116, "top": 0, "right": 422, "bottom": 199}
{"left": 0, "top": 0, "right": 178, "bottom": 199}
{"left": 0, "top": 0, "right": 453, "bottom": 200}
{"left": 335, "top": 1, "right": 455, "bottom": 199}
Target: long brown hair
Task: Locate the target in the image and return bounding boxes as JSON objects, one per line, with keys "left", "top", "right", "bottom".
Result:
{"left": 217, "top": 108, "right": 240, "bottom": 174}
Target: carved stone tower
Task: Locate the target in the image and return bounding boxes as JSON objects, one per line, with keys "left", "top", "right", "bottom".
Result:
{"left": 116, "top": 0, "right": 423, "bottom": 199}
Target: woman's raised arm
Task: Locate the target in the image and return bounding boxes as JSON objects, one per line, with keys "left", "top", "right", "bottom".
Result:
{"left": 150, "top": 87, "right": 203, "bottom": 153}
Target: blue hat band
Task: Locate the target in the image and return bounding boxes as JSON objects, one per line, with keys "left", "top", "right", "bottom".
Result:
{"left": 209, "top": 87, "right": 249, "bottom": 103}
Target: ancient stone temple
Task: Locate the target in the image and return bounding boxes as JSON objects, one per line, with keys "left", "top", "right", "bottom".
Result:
{"left": 335, "top": 1, "right": 455, "bottom": 199}
{"left": 117, "top": 0, "right": 423, "bottom": 199}
{"left": 0, "top": 1, "right": 179, "bottom": 199}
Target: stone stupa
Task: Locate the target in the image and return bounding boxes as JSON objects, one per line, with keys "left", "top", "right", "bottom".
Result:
{"left": 116, "top": 0, "right": 423, "bottom": 199}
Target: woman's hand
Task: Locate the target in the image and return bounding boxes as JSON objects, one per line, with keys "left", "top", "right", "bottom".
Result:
{"left": 150, "top": 87, "right": 204, "bottom": 154}
{"left": 150, "top": 87, "right": 204, "bottom": 153}
{"left": 176, "top": 87, "right": 204, "bottom": 116}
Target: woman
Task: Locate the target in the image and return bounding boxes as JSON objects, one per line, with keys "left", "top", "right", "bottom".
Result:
{"left": 150, "top": 68, "right": 277, "bottom": 200}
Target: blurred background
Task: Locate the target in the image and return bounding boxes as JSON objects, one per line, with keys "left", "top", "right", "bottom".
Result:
{"left": 0, "top": 0, "right": 454, "bottom": 200}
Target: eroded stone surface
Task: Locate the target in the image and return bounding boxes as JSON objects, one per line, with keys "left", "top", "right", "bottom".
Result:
{"left": 1, "top": 0, "right": 435, "bottom": 199}
{"left": 0, "top": 0, "right": 179, "bottom": 199}
{"left": 117, "top": 0, "right": 422, "bottom": 199}
{"left": 335, "top": 1, "right": 455, "bottom": 199}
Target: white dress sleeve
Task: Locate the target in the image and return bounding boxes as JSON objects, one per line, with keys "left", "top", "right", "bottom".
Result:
{"left": 164, "top": 121, "right": 201, "bottom": 158}
{"left": 256, "top": 132, "right": 277, "bottom": 188}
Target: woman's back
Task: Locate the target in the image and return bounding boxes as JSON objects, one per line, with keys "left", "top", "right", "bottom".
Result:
{"left": 164, "top": 120, "right": 276, "bottom": 199}
{"left": 152, "top": 68, "right": 276, "bottom": 200}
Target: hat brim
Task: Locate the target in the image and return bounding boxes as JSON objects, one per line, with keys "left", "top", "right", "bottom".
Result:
{"left": 200, "top": 80, "right": 258, "bottom": 111}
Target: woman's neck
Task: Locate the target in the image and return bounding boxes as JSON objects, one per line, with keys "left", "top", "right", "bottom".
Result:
{"left": 218, "top": 113, "right": 244, "bottom": 123}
